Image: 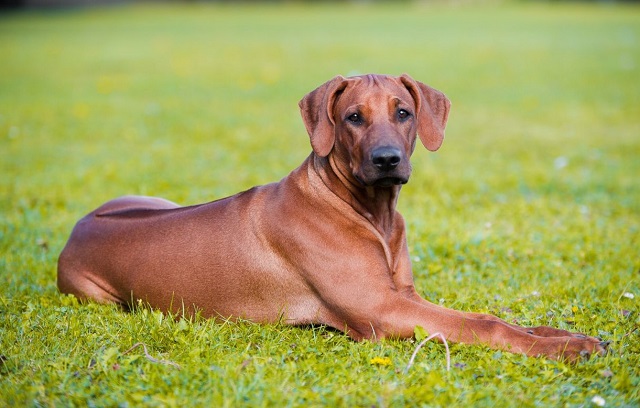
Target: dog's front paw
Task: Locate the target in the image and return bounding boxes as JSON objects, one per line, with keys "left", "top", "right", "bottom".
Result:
{"left": 541, "top": 336, "right": 609, "bottom": 362}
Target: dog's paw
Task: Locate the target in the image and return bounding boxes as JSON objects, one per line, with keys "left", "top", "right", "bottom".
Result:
{"left": 543, "top": 336, "right": 609, "bottom": 363}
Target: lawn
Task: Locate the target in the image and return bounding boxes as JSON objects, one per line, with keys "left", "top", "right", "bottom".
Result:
{"left": 1, "top": 1, "right": 639, "bottom": 406}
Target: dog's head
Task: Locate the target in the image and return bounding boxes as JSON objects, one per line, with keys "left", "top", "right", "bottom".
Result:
{"left": 299, "top": 74, "right": 450, "bottom": 188}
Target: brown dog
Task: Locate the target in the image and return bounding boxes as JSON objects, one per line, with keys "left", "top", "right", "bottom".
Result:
{"left": 58, "top": 74, "right": 606, "bottom": 361}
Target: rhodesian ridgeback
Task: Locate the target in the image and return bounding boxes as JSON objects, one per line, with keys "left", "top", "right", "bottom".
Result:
{"left": 58, "top": 74, "right": 606, "bottom": 361}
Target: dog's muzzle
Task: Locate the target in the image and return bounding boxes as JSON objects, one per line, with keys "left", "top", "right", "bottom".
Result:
{"left": 371, "top": 146, "right": 402, "bottom": 172}
{"left": 355, "top": 146, "right": 410, "bottom": 187}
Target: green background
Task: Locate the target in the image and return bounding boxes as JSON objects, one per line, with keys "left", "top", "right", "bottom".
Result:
{"left": 1, "top": 2, "right": 638, "bottom": 406}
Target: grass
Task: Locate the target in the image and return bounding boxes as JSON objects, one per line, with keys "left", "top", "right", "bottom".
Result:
{"left": 1, "top": 1, "right": 639, "bottom": 406}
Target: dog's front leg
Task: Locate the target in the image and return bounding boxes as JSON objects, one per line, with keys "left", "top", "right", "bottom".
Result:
{"left": 347, "top": 295, "right": 607, "bottom": 362}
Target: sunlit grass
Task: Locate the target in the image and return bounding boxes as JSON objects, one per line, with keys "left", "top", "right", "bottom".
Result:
{"left": 1, "top": 2, "right": 639, "bottom": 406}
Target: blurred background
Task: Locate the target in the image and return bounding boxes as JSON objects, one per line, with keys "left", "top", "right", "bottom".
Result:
{"left": 1, "top": 3, "right": 639, "bottom": 404}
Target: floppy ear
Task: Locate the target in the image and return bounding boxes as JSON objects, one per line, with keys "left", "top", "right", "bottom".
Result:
{"left": 400, "top": 74, "right": 451, "bottom": 152}
{"left": 298, "top": 75, "right": 348, "bottom": 157}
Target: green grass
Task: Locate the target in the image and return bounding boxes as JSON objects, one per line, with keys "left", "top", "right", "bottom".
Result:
{"left": 1, "top": 2, "right": 639, "bottom": 406}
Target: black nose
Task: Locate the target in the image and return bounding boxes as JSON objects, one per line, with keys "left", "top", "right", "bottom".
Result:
{"left": 371, "top": 146, "right": 402, "bottom": 171}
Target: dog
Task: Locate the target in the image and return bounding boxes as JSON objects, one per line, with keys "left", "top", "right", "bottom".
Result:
{"left": 58, "top": 74, "right": 606, "bottom": 361}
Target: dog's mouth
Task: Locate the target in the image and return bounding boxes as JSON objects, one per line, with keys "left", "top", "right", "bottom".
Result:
{"left": 373, "top": 177, "right": 408, "bottom": 187}
{"left": 355, "top": 175, "right": 408, "bottom": 188}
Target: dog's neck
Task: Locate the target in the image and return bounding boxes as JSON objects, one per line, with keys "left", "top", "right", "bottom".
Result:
{"left": 312, "top": 154, "right": 400, "bottom": 238}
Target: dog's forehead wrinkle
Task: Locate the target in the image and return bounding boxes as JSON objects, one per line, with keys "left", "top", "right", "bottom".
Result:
{"left": 346, "top": 74, "right": 396, "bottom": 92}
{"left": 340, "top": 89, "right": 398, "bottom": 114}
{"left": 343, "top": 78, "right": 412, "bottom": 105}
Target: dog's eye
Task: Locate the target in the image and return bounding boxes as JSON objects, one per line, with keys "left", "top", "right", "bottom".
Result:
{"left": 397, "top": 109, "right": 411, "bottom": 121}
{"left": 347, "top": 113, "right": 362, "bottom": 124}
